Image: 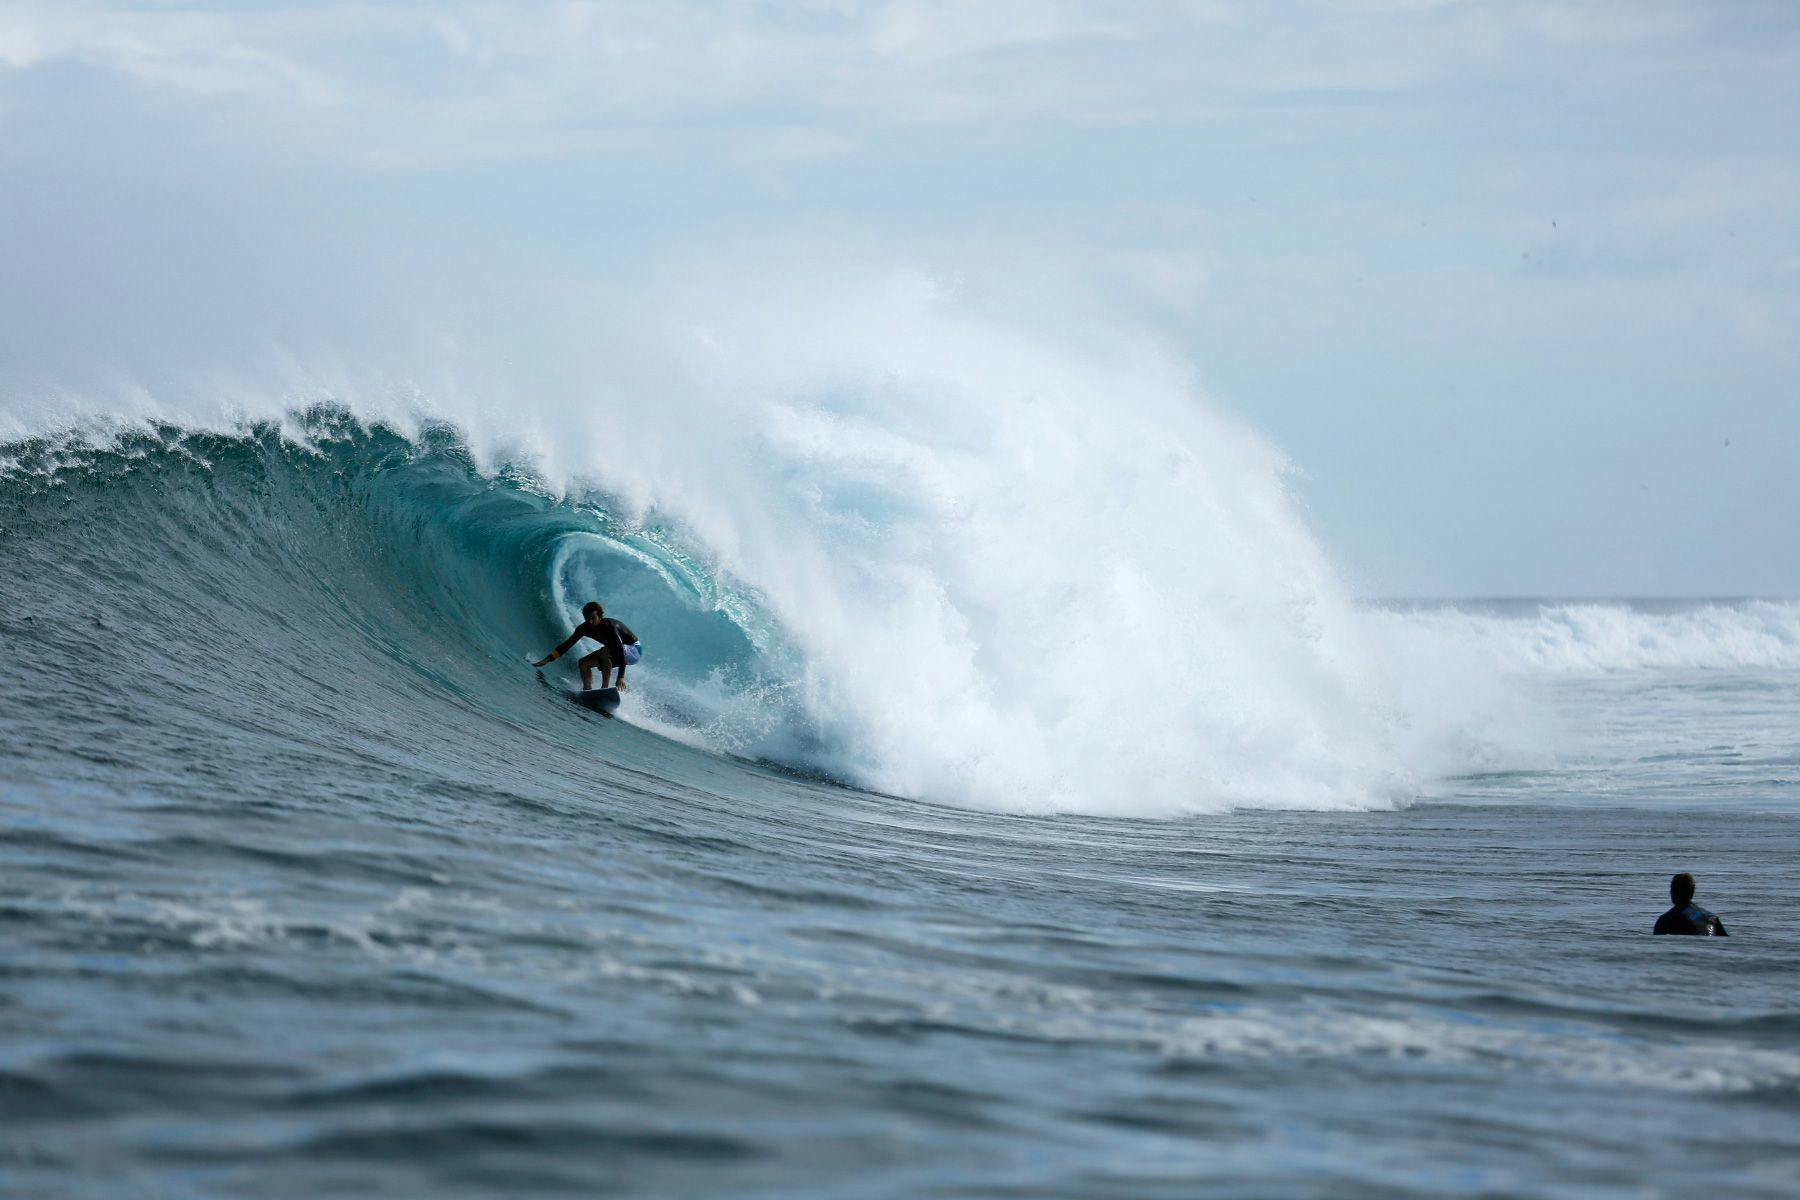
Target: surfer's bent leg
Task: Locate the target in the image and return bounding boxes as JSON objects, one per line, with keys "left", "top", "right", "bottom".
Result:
{"left": 578, "top": 649, "right": 613, "bottom": 691}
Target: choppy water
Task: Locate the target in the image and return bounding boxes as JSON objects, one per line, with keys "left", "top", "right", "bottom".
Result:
{"left": 4, "top": 416, "right": 1797, "bottom": 1197}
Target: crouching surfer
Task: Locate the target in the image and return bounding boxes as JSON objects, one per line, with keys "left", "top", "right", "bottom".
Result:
{"left": 533, "top": 601, "right": 642, "bottom": 692}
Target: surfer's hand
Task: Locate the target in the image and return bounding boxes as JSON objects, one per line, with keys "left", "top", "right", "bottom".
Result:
{"left": 617, "top": 679, "right": 629, "bottom": 691}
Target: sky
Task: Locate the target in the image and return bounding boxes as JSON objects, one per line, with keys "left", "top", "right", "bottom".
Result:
{"left": 2, "top": 0, "right": 1797, "bottom": 597}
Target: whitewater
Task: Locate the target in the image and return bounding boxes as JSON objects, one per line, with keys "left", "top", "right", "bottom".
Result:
{"left": 4, "top": 314, "right": 1799, "bottom": 1194}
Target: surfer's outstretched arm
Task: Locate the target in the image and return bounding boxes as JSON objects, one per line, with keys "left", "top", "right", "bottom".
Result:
{"left": 533, "top": 628, "right": 585, "bottom": 668}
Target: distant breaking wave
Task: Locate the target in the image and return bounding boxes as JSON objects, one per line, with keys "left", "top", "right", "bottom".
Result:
{"left": 1369, "top": 600, "right": 1800, "bottom": 673}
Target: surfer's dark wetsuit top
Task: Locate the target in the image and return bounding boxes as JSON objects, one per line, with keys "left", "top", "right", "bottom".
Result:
{"left": 550, "top": 617, "right": 632, "bottom": 665}
{"left": 1654, "top": 902, "right": 1729, "bottom": 936}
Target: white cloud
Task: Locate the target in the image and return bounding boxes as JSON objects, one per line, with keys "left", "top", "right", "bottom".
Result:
{"left": 3, "top": 0, "right": 1782, "bottom": 169}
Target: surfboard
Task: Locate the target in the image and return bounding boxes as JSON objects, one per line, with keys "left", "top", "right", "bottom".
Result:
{"left": 574, "top": 686, "right": 622, "bottom": 715}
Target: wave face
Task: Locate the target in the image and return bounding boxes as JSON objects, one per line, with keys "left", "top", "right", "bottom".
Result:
{"left": 0, "top": 413, "right": 770, "bottom": 768}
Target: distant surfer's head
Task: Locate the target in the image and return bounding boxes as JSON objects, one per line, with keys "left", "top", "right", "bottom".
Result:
{"left": 1670, "top": 872, "right": 1696, "bottom": 904}
{"left": 583, "top": 601, "right": 603, "bottom": 620}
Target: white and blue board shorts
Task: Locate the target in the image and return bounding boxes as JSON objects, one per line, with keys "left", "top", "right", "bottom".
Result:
{"left": 622, "top": 643, "right": 642, "bottom": 666}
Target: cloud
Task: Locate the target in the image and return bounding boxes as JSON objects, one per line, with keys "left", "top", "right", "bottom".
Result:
{"left": 866, "top": 0, "right": 1140, "bottom": 61}
{"left": 3, "top": 1, "right": 1783, "bottom": 170}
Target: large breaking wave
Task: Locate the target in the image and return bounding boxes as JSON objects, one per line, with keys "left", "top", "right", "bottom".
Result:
{"left": 0, "top": 405, "right": 1392, "bottom": 815}
{"left": 3, "top": 271, "right": 1794, "bottom": 815}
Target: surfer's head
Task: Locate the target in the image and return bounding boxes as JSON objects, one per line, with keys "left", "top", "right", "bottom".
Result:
{"left": 1670, "top": 872, "right": 1696, "bottom": 904}
{"left": 583, "top": 601, "right": 603, "bottom": 621}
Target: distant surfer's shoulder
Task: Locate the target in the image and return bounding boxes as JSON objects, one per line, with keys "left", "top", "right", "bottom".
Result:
{"left": 1654, "top": 905, "right": 1693, "bottom": 934}
{"left": 1654, "top": 902, "right": 1720, "bottom": 936}
{"left": 1689, "top": 903, "right": 1724, "bottom": 934}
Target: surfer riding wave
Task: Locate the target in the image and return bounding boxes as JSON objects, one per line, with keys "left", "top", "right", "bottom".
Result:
{"left": 535, "top": 601, "right": 641, "bottom": 691}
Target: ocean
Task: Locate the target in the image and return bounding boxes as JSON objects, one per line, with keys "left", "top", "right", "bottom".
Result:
{"left": 3, "top": 412, "right": 1797, "bottom": 1198}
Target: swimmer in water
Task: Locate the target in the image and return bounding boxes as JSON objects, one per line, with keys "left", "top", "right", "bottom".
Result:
{"left": 1653, "top": 872, "right": 1729, "bottom": 936}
